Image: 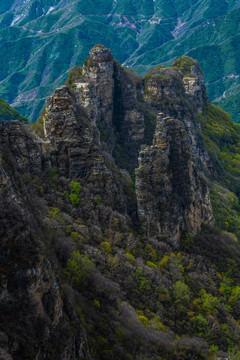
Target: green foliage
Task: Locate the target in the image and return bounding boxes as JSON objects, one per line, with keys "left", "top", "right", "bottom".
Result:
{"left": 193, "top": 315, "right": 208, "bottom": 335}
{"left": 47, "top": 207, "right": 60, "bottom": 219}
{"left": 47, "top": 167, "right": 58, "bottom": 179}
{"left": 148, "top": 315, "right": 166, "bottom": 332}
{"left": 194, "top": 290, "right": 220, "bottom": 316}
{"left": 229, "top": 347, "right": 240, "bottom": 360}
{"left": 200, "top": 104, "right": 240, "bottom": 239}
{"left": 66, "top": 65, "right": 83, "bottom": 87}
{"left": 64, "top": 251, "right": 95, "bottom": 288}
{"left": 69, "top": 193, "right": 80, "bottom": 207}
{"left": 158, "top": 255, "right": 169, "bottom": 269}
{"left": 70, "top": 232, "right": 84, "bottom": 247}
{"left": 115, "top": 327, "right": 126, "bottom": 345}
{"left": 138, "top": 314, "right": 149, "bottom": 327}
{"left": 172, "top": 56, "right": 197, "bottom": 77}
{"left": 145, "top": 244, "right": 157, "bottom": 262}
{"left": 146, "top": 261, "right": 157, "bottom": 268}
{"left": 68, "top": 181, "right": 82, "bottom": 207}
{"left": 99, "top": 242, "right": 112, "bottom": 255}
{"left": 0, "top": 98, "right": 28, "bottom": 123}
{"left": 135, "top": 269, "right": 152, "bottom": 294}
{"left": 173, "top": 281, "right": 190, "bottom": 303}
{"left": 93, "top": 299, "right": 100, "bottom": 308}
{"left": 125, "top": 250, "right": 135, "bottom": 263}
{"left": 94, "top": 194, "right": 102, "bottom": 205}
{"left": 180, "top": 231, "right": 194, "bottom": 251}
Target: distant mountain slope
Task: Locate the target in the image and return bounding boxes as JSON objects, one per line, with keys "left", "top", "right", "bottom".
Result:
{"left": 0, "top": 0, "right": 240, "bottom": 121}
{"left": 0, "top": 97, "right": 27, "bottom": 122}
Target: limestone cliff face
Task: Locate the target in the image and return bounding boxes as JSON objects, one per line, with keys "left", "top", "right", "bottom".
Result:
{"left": 135, "top": 114, "right": 213, "bottom": 247}
{"left": 67, "top": 45, "right": 145, "bottom": 172}
{"left": 42, "top": 83, "right": 132, "bottom": 214}
{"left": 0, "top": 120, "right": 41, "bottom": 175}
{"left": 135, "top": 60, "right": 214, "bottom": 245}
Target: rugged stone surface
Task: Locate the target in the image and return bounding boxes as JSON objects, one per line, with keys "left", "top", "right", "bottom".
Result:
{"left": 66, "top": 45, "right": 145, "bottom": 172}
{"left": 0, "top": 144, "right": 92, "bottom": 359}
{"left": 0, "top": 120, "right": 41, "bottom": 175}
{"left": 135, "top": 113, "right": 213, "bottom": 247}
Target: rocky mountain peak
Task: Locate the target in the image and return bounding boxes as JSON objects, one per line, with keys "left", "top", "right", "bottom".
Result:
{"left": 89, "top": 44, "right": 114, "bottom": 63}
{"left": 28, "top": 46, "right": 214, "bottom": 246}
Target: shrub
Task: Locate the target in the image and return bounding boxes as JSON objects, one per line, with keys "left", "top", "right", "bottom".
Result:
{"left": 94, "top": 194, "right": 102, "bottom": 205}
{"left": 148, "top": 315, "right": 166, "bottom": 332}
{"left": 68, "top": 181, "right": 82, "bottom": 207}
{"left": 145, "top": 244, "right": 157, "bottom": 262}
{"left": 115, "top": 326, "right": 126, "bottom": 345}
{"left": 47, "top": 207, "right": 65, "bottom": 225}
{"left": 146, "top": 261, "right": 157, "bottom": 268}
{"left": 173, "top": 281, "right": 190, "bottom": 303}
{"left": 64, "top": 251, "right": 95, "bottom": 288}
{"left": 138, "top": 314, "right": 149, "bottom": 327}
{"left": 180, "top": 231, "right": 194, "bottom": 251}
{"left": 99, "top": 242, "right": 112, "bottom": 255}
{"left": 193, "top": 315, "right": 207, "bottom": 335}
{"left": 158, "top": 255, "right": 169, "bottom": 269}
{"left": 125, "top": 250, "right": 135, "bottom": 263}
{"left": 135, "top": 269, "right": 152, "bottom": 294}
{"left": 47, "top": 167, "right": 58, "bottom": 179}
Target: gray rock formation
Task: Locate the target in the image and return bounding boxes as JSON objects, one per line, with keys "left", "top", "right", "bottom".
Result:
{"left": 135, "top": 113, "right": 213, "bottom": 247}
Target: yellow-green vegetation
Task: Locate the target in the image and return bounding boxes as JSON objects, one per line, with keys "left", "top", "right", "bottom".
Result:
{"left": 173, "top": 281, "right": 190, "bottom": 303}
{"left": 135, "top": 269, "right": 152, "bottom": 294}
{"left": 200, "top": 104, "right": 240, "bottom": 239}
{"left": 99, "top": 241, "right": 112, "bottom": 255}
{"left": 125, "top": 249, "right": 135, "bottom": 263}
{"left": 68, "top": 181, "right": 82, "bottom": 207}
{"left": 172, "top": 56, "right": 198, "bottom": 77}
{"left": 66, "top": 66, "right": 84, "bottom": 88}
{"left": 200, "top": 104, "right": 240, "bottom": 180}
{"left": 47, "top": 207, "right": 65, "bottom": 225}
{"left": 193, "top": 314, "right": 208, "bottom": 336}
{"left": 64, "top": 251, "right": 95, "bottom": 288}
{"left": 70, "top": 232, "right": 84, "bottom": 247}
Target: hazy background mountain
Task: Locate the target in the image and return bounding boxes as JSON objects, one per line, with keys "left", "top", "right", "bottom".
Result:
{"left": 1, "top": 0, "right": 240, "bottom": 121}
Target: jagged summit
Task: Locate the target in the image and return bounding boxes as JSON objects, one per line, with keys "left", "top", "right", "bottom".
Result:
{"left": 89, "top": 44, "right": 114, "bottom": 63}
{"left": 18, "top": 45, "right": 214, "bottom": 246}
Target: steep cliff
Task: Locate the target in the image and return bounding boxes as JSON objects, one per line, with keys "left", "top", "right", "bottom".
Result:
{"left": 1, "top": 46, "right": 240, "bottom": 360}
{"left": 39, "top": 46, "right": 213, "bottom": 246}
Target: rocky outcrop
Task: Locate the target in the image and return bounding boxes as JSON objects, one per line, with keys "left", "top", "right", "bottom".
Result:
{"left": 137, "top": 59, "right": 214, "bottom": 245}
{"left": 66, "top": 45, "right": 145, "bottom": 172}
{"left": 42, "top": 84, "right": 133, "bottom": 214}
{"left": 0, "top": 120, "right": 41, "bottom": 175}
{"left": 135, "top": 113, "right": 213, "bottom": 247}
{"left": 0, "top": 46, "right": 213, "bottom": 247}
